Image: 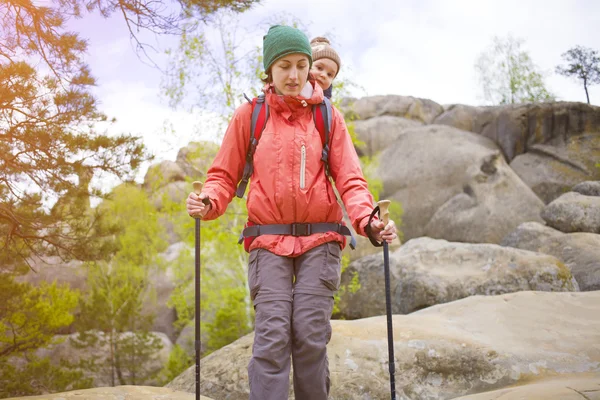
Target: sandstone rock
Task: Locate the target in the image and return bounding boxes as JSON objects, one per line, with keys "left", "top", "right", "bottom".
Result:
{"left": 378, "top": 125, "right": 542, "bottom": 242}
{"left": 341, "top": 95, "right": 444, "bottom": 124}
{"left": 424, "top": 152, "right": 544, "bottom": 243}
{"left": 175, "top": 141, "right": 220, "bottom": 179}
{"left": 573, "top": 180, "right": 600, "bottom": 197}
{"left": 150, "top": 180, "right": 188, "bottom": 210}
{"left": 168, "top": 291, "right": 600, "bottom": 400}
{"left": 143, "top": 160, "right": 186, "bottom": 191}
{"left": 4, "top": 386, "right": 207, "bottom": 400}
{"left": 541, "top": 192, "right": 600, "bottom": 233}
{"left": 502, "top": 222, "right": 600, "bottom": 291}
{"left": 352, "top": 115, "right": 423, "bottom": 157}
{"left": 510, "top": 140, "right": 600, "bottom": 203}
{"left": 452, "top": 373, "right": 600, "bottom": 400}
{"left": 337, "top": 237, "right": 578, "bottom": 319}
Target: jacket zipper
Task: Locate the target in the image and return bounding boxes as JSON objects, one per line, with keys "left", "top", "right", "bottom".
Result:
{"left": 300, "top": 145, "right": 306, "bottom": 189}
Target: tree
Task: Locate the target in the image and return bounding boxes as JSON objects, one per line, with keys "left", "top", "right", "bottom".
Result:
{"left": 475, "top": 35, "right": 555, "bottom": 105}
{"left": 72, "top": 184, "right": 168, "bottom": 386}
{"left": 556, "top": 45, "right": 600, "bottom": 105}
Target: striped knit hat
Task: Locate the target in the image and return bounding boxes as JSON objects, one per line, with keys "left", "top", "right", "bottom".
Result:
{"left": 310, "top": 37, "right": 341, "bottom": 77}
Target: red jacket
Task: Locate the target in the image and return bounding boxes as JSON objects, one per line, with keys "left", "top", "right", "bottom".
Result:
{"left": 202, "top": 81, "right": 375, "bottom": 257}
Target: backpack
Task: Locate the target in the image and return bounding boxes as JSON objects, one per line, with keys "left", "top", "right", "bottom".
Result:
{"left": 235, "top": 94, "right": 333, "bottom": 198}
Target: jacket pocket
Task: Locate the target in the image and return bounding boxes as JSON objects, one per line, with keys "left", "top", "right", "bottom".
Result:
{"left": 248, "top": 249, "right": 260, "bottom": 301}
{"left": 320, "top": 242, "right": 342, "bottom": 292}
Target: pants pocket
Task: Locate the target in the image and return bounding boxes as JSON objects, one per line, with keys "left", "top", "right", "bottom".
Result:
{"left": 319, "top": 242, "right": 342, "bottom": 292}
{"left": 248, "top": 249, "right": 260, "bottom": 301}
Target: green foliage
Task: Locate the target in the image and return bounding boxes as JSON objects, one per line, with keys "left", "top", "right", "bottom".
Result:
{"left": 0, "top": 355, "right": 93, "bottom": 398}
{"left": 475, "top": 35, "right": 555, "bottom": 105}
{"left": 0, "top": 276, "right": 83, "bottom": 397}
{"left": 73, "top": 184, "right": 167, "bottom": 386}
{"left": 203, "top": 286, "right": 252, "bottom": 353}
{"left": 332, "top": 254, "right": 360, "bottom": 318}
{"left": 0, "top": 1, "right": 150, "bottom": 271}
{"left": 158, "top": 344, "right": 193, "bottom": 385}
{"left": 556, "top": 45, "right": 600, "bottom": 104}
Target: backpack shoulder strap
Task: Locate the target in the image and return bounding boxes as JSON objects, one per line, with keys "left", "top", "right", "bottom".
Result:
{"left": 235, "top": 94, "right": 269, "bottom": 198}
{"left": 314, "top": 97, "right": 333, "bottom": 176}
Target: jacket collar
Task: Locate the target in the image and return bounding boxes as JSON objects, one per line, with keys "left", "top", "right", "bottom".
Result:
{"left": 264, "top": 79, "right": 324, "bottom": 120}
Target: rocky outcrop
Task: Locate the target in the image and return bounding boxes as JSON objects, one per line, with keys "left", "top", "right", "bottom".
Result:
{"left": 378, "top": 124, "right": 543, "bottom": 242}
{"left": 452, "top": 373, "right": 600, "bottom": 400}
{"left": 502, "top": 222, "right": 600, "bottom": 291}
{"left": 168, "top": 291, "right": 600, "bottom": 400}
{"left": 3, "top": 386, "right": 206, "bottom": 400}
{"left": 337, "top": 237, "right": 578, "bottom": 319}
{"left": 342, "top": 95, "right": 444, "bottom": 124}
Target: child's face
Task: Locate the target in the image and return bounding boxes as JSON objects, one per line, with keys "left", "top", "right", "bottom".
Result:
{"left": 311, "top": 59, "right": 338, "bottom": 91}
{"left": 271, "top": 54, "right": 310, "bottom": 97}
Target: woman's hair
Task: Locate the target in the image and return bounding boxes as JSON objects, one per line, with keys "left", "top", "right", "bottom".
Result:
{"left": 261, "top": 69, "right": 273, "bottom": 84}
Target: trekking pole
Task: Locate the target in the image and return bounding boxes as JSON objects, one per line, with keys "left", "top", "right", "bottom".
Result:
{"left": 378, "top": 199, "right": 396, "bottom": 400}
{"left": 192, "top": 181, "right": 210, "bottom": 400}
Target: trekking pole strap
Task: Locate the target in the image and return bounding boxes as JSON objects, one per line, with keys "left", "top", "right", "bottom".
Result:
{"left": 239, "top": 222, "right": 356, "bottom": 249}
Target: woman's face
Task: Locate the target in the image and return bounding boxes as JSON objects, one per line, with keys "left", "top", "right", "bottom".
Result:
{"left": 270, "top": 53, "right": 310, "bottom": 97}
{"left": 310, "top": 58, "right": 338, "bottom": 91}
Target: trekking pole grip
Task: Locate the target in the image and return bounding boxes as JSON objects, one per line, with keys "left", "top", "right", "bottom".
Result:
{"left": 192, "top": 181, "right": 210, "bottom": 219}
{"left": 377, "top": 200, "right": 391, "bottom": 226}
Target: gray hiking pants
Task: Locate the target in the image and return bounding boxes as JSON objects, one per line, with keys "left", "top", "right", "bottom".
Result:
{"left": 247, "top": 242, "right": 342, "bottom": 400}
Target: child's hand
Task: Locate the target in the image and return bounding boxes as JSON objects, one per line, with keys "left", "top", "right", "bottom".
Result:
{"left": 186, "top": 192, "right": 211, "bottom": 218}
{"left": 369, "top": 219, "right": 399, "bottom": 244}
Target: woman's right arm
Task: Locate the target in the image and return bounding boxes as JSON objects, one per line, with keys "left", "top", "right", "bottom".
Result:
{"left": 190, "top": 102, "right": 252, "bottom": 221}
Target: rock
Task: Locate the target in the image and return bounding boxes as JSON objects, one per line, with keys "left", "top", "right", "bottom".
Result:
{"left": 168, "top": 291, "right": 600, "bottom": 400}
{"left": 502, "top": 222, "right": 600, "bottom": 291}
{"left": 424, "top": 152, "right": 545, "bottom": 243}
{"left": 143, "top": 160, "right": 186, "bottom": 191}
{"left": 16, "top": 256, "right": 87, "bottom": 292}
{"left": 510, "top": 142, "right": 600, "bottom": 203}
{"left": 341, "top": 95, "right": 444, "bottom": 124}
{"left": 541, "top": 192, "right": 600, "bottom": 233}
{"left": 337, "top": 237, "right": 578, "bottom": 319}
{"left": 150, "top": 180, "right": 189, "bottom": 210}
{"left": 175, "top": 141, "right": 220, "bottom": 179}
{"left": 573, "top": 180, "right": 600, "bottom": 197}
{"left": 433, "top": 104, "right": 491, "bottom": 133}
{"left": 352, "top": 116, "right": 423, "bottom": 157}
{"left": 452, "top": 373, "right": 600, "bottom": 400}
{"left": 3, "top": 386, "right": 208, "bottom": 400}
{"left": 378, "top": 124, "right": 542, "bottom": 242}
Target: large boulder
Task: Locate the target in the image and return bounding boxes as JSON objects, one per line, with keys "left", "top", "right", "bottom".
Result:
{"left": 341, "top": 95, "right": 444, "bottom": 124}
{"left": 510, "top": 138, "right": 600, "bottom": 203}
{"left": 175, "top": 141, "right": 220, "bottom": 179}
{"left": 453, "top": 373, "right": 600, "bottom": 400}
{"left": 424, "top": 152, "right": 545, "bottom": 243}
{"left": 167, "top": 291, "right": 600, "bottom": 400}
{"left": 541, "top": 192, "right": 600, "bottom": 233}
{"left": 337, "top": 237, "right": 578, "bottom": 319}
{"left": 143, "top": 160, "right": 186, "bottom": 191}
{"left": 150, "top": 180, "right": 189, "bottom": 210}
{"left": 378, "top": 124, "right": 543, "bottom": 242}
{"left": 437, "top": 102, "right": 600, "bottom": 161}
{"left": 352, "top": 115, "right": 423, "bottom": 157}
{"left": 573, "top": 180, "right": 600, "bottom": 196}
{"left": 502, "top": 222, "right": 600, "bottom": 291}
{"left": 4, "top": 386, "right": 203, "bottom": 400}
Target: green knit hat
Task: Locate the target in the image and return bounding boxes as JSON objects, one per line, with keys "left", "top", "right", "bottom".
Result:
{"left": 263, "top": 25, "right": 313, "bottom": 72}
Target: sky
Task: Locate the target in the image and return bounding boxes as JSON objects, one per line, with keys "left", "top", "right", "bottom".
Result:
{"left": 66, "top": 0, "right": 600, "bottom": 182}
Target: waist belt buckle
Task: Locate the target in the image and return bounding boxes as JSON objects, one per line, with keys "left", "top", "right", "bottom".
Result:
{"left": 291, "top": 223, "right": 311, "bottom": 236}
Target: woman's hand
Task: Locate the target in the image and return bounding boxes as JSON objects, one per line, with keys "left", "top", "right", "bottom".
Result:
{"left": 186, "top": 192, "right": 211, "bottom": 218}
{"left": 369, "top": 218, "right": 399, "bottom": 244}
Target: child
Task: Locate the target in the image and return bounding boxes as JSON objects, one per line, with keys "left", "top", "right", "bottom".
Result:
{"left": 310, "top": 36, "right": 341, "bottom": 99}
{"left": 186, "top": 25, "right": 397, "bottom": 400}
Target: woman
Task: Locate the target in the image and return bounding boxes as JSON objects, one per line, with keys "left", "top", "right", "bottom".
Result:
{"left": 186, "top": 25, "right": 397, "bottom": 400}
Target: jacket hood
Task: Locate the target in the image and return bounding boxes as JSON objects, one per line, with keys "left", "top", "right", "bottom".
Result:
{"left": 263, "top": 78, "right": 324, "bottom": 118}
